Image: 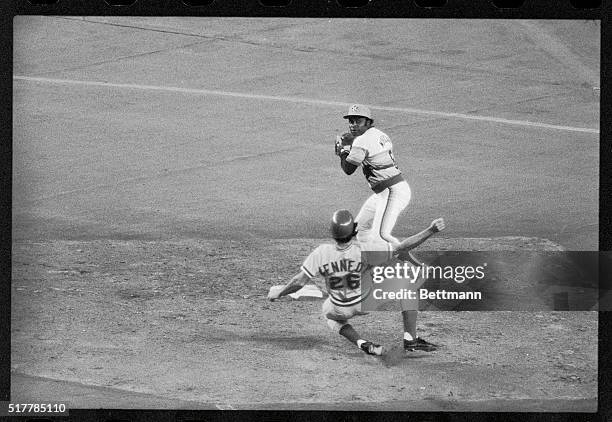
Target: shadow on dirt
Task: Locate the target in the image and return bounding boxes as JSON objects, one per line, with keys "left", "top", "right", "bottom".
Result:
{"left": 247, "top": 335, "right": 329, "bottom": 350}
{"left": 187, "top": 327, "right": 331, "bottom": 351}
{"left": 380, "top": 346, "right": 434, "bottom": 367}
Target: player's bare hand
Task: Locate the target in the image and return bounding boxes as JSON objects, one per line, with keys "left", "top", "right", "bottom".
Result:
{"left": 267, "top": 285, "right": 283, "bottom": 301}
{"left": 430, "top": 218, "right": 445, "bottom": 233}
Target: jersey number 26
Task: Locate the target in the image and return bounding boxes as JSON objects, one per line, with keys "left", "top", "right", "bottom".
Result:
{"left": 328, "top": 272, "right": 360, "bottom": 290}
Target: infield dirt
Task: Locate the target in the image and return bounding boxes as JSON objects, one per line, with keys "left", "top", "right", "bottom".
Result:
{"left": 11, "top": 237, "right": 597, "bottom": 411}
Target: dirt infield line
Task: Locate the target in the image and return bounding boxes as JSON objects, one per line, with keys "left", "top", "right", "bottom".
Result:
{"left": 13, "top": 75, "right": 599, "bottom": 134}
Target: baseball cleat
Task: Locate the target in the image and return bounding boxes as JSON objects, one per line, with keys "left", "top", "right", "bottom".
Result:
{"left": 404, "top": 337, "right": 439, "bottom": 352}
{"left": 360, "top": 341, "right": 384, "bottom": 356}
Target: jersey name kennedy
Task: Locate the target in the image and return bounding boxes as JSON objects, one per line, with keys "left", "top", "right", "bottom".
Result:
{"left": 317, "top": 258, "right": 363, "bottom": 277}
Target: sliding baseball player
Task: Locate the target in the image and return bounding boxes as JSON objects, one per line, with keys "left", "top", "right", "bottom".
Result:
{"left": 268, "top": 209, "right": 445, "bottom": 356}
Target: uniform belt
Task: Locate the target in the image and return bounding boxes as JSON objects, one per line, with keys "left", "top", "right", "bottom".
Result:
{"left": 330, "top": 294, "right": 366, "bottom": 307}
{"left": 371, "top": 173, "right": 405, "bottom": 193}
{"left": 372, "top": 163, "right": 396, "bottom": 170}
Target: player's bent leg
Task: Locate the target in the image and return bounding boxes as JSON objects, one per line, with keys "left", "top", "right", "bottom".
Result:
{"left": 335, "top": 322, "right": 383, "bottom": 356}
{"left": 326, "top": 318, "right": 348, "bottom": 332}
{"left": 379, "top": 181, "right": 411, "bottom": 245}
{"left": 368, "top": 189, "right": 388, "bottom": 239}
{"left": 321, "top": 297, "right": 339, "bottom": 320}
{"left": 322, "top": 298, "right": 383, "bottom": 355}
{"left": 355, "top": 193, "right": 380, "bottom": 243}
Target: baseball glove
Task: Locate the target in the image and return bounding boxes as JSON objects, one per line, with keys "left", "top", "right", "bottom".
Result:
{"left": 335, "top": 132, "right": 355, "bottom": 156}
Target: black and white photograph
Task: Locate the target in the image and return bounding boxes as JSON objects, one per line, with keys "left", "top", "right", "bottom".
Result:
{"left": 10, "top": 16, "right": 599, "bottom": 412}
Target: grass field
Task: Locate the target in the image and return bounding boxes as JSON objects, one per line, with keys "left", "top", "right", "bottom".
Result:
{"left": 11, "top": 17, "right": 599, "bottom": 411}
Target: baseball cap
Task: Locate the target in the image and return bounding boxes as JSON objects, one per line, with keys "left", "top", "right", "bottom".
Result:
{"left": 343, "top": 104, "right": 373, "bottom": 120}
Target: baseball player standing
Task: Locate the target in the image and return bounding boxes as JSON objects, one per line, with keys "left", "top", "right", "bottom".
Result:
{"left": 268, "top": 209, "right": 445, "bottom": 356}
{"left": 335, "top": 104, "right": 410, "bottom": 249}
{"left": 334, "top": 104, "right": 438, "bottom": 352}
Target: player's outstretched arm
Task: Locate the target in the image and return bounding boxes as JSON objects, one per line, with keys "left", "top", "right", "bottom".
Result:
{"left": 267, "top": 271, "right": 310, "bottom": 301}
{"left": 395, "top": 218, "right": 445, "bottom": 253}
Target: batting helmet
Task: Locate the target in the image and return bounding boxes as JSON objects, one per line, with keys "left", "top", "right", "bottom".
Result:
{"left": 343, "top": 104, "right": 373, "bottom": 120}
{"left": 330, "top": 209, "right": 357, "bottom": 240}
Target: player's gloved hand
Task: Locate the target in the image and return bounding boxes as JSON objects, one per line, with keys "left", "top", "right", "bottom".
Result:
{"left": 429, "top": 218, "right": 445, "bottom": 233}
{"left": 340, "top": 132, "right": 355, "bottom": 146}
{"left": 334, "top": 135, "right": 343, "bottom": 156}
{"left": 335, "top": 133, "right": 355, "bottom": 156}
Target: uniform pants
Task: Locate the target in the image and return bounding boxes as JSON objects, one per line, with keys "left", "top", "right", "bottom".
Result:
{"left": 355, "top": 180, "right": 411, "bottom": 248}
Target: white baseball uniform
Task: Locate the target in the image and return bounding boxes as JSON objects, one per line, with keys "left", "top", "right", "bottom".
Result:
{"left": 300, "top": 238, "right": 394, "bottom": 330}
{"left": 345, "top": 127, "right": 412, "bottom": 248}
